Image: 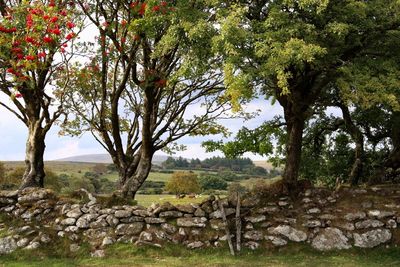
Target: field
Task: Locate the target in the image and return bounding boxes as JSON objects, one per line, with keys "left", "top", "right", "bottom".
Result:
{"left": 2, "top": 161, "right": 273, "bottom": 207}
{"left": 0, "top": 242, "right": 399, "bottom": 267}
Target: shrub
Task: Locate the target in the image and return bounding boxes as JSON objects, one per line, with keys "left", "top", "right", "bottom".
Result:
{"left": 165, "top": 171, "right": 201, "bottom": 195}
{"left": 199, "top": 175, "right": 228, "bottom": 191}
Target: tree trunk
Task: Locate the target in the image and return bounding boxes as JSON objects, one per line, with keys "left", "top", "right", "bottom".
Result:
{"left": 282, "top": 115, "right": 306, "bottom": 193}
{"left": 20, "top": 124, "right": 46, "bottom": 189}
{"left": 121, "top": 154, "right": 153, "bottom": 198}
{"left": 339, "top": 103, "right": 364, "bottom": 186}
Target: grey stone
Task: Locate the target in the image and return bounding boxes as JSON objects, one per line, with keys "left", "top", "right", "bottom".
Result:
{"left": 89, "top": 219, "right": 108, "bottom": 229}
{"left": 355, "top": 219, "right": 384, "bottom": 229}
{"left": 368, "top": 210, "right": 395, "bottom": 219}
{"left": 0, "top": 237, "right": 17, "bottom": 254}
{"left": 256, "top": 206, "right": 279, "bottom": 214}
{"left": 335, "top": 222, "right": 355, "bottom": 231}
{"left": 115, "top": 223, "right": 144, "bottom": 235}
{"left": 91, "top": 249, "right": 105, "bottom": 258}
{"left": 245, "top": 223, "right": 254, "bottom": 230}
{"left": 187, "top": 241, "right": 204, "bottom": 249}
{"left": 210, "top": 219, "right": 225, "bottom": 230}
{"left": 139, "top": 231, "right": 153, "bottom": 242}
{"left": 106, "top": 215, "right": 120, "bottom": 227}
{"left": 177, "top": 217, "right": 207, "bottom": 228}
{"left": 159, "top": 211, "right": 183, "bottom": 218}
{"left": 354, "top": 229, "right": 392, "bottom": 248}
{"left": 25, "top": 241, "right": 40, "bottom": 250}
{"left": 307, "top": 208, "right": 321, "bottom": 214}
{"left": 161, "top": 223, "right": 177, "bottom": 234}
{"left": 40, "top": 234, "right": 51, "bottom": 243}
{"left": 267, "top": 225, "right": 307, "bottom": 242}
{"left": 18, "top": 188, "right": 54, "bottom": 203}
{"left": 114, "top": 210, "right": 132, "bottom": 218}
{"left": 132, "top": 209, "right": 151, "bottom": 217}
{"left": 344, "top": 212, "right": 366, "bottom": 221}
{"left": 66, "top": 208, "right": 83, "bottom": 219}
{"left": 64, "top": 226, "right": 79, "bottom": 233}
{"left": 312, "top": 228, "right": 351, "bottom": 251}
{"left": 209, "top": 208, "right": 235, "bottom": 219}
{"left": 176, "top": 204, "right": 195, "bottom": 214}
{"left": 303, "top": 220, "right": 322, "bottom": 228}
{"left": 244, "top": 230, "right": 263, "bottom": 241}
{"left": 386, "top": 219, "right": 397, "bottom": 229}
{"left": 145, "top": 217, "right": 166, "bottom": 224}
{"left": 278, "top": 201, "right": 289, "bottom": 207}
{"left": 17, "top": 238, "right": 30, "bottom": 248}
{"left": 244, "top": 241, "right": 260, "bottom": 250}
{"left": 61, "top": 218, "right": 76, "bottom": 226}
{"left": 194, "top": 208, "right": 206, "bottom": 217}
{"left": 244, "top": 215, "right": 266, "bottom": 223}
{"left": 265, "top": 235, "right": 287, "bottom": 246}
{"left": 302, "top": 198, "right": 313, "bottom": 204}
{"left": 102, "top": 236, "right": 115, "bottom": 246}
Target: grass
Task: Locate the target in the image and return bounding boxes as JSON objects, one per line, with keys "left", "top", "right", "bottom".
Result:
{"left": 0, "top": 242, "right": 399, "bottom": 267}
{"left": 135, "top": 194, "right": 209, "bottom": 207}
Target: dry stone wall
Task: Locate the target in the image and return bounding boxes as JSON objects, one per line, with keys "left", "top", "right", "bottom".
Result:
{"left": 0, "top": 186, "right": 399, "bottom": 257}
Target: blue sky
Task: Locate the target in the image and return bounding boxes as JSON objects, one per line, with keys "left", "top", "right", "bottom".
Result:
{"left": 0, "top": 98, "right": 283, "bottom": 161}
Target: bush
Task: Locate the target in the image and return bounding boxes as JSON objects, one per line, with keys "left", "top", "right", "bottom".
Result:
{"left": 165, "top": 171, "right": 201, "bottom": 195}
{"left": 199, "top": 175, "right": 228, "bottom": 191}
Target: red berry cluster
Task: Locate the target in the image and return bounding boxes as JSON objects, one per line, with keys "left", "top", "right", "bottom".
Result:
{"left": 0, "top": 0, "right": 77, "bottom": 98}
{"left": 129, "top": 1, "right": 173, "bottom": 17}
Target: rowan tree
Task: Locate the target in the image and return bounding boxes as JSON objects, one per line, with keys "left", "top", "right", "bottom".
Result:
{"left": 60, "top": 0, "right": 232, "bottom": 198}
{"left": 0, "top": 0, "right": 80, "bottom": 188}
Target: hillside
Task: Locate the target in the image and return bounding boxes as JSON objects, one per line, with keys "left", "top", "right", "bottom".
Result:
{"left": 55, "top": 154, "right": 170, "bottom": 165}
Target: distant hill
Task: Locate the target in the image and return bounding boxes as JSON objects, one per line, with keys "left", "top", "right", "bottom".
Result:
{"left": 55, "top": 154, "right": 170, "bottom": 165}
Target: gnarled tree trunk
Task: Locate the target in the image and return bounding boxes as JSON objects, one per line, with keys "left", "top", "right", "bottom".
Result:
{"left": 20, "top": 123, "right": 46, "bottom": 189}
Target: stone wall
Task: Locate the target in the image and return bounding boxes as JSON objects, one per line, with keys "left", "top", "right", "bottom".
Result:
{"left": 0, "top": 186, "right": 399, "bottom": 256}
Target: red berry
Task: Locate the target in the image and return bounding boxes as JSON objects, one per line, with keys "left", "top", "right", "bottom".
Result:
{"left": 25, "top": 55, "right": 36, "bottom": 60}
{"left": 52, "top": 28, "right": 61, "bottom": 35}
{"left": 50, "top": 16, "right": 58, "bottom": 23}
{"left": 43, "top": 36, "right": 53, "bottom": 43}
{"left": 66, "top": 21, "right": 75, "bottom": 29}
{"left": 66, "top": 32, "right": 75, "bottom": 40}
{"left": 15, "top": 93, "right": 23, "bottom": 98}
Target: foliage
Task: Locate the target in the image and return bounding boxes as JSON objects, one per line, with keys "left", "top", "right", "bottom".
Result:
{"left": 206, "top": 0, "right": 400, "bottom": 188}
{"left": 199, "top": 174, "right": 227, "bottom": 191}
{"left": 165, "top": 172, "right": 201, "bottom": 195}
{"left": 59, "top": 0, "right": 232, "bottom": 197}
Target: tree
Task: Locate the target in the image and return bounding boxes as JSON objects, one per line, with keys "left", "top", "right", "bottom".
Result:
{"left": 61, "top": 0, "right": 231, "bottom": 198}
{"left": 207, "top": 0, "right": 400, "bottom": 192}
{"left": 0, "top": 0, "right": 80, "bottom": 188}
{"left": 165, "top": 171, "right": 200, "bottom": 195}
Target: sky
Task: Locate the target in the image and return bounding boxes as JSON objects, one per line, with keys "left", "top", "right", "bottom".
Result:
{"left": 0, "top": 97, "right": 284, "bottom": 161}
